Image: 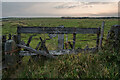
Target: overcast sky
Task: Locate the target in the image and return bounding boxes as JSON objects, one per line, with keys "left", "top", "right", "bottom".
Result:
{"left": 2, "top": 2, "right": 118, "bottom": 17}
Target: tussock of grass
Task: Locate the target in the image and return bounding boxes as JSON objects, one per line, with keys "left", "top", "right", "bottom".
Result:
{"left": 16, "top": 51, "right": 119, "bottom": 78}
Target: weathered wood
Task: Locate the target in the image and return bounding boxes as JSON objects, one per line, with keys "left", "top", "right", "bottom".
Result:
{"left": 49, "top": 49, "right": 75, "bottom": 55}
{"left": 99, "top": 21, "right": 105, "bottom": 50}
{"left": 19, "top": 48, "right": 98, "bottom": 56}
{"left": 96, "top": 27, "right": 101, "bottom": 48}
{"left": 65, "top": 42, "right": 68, "bottom": 49}
{"left": 68, "top": 41, "right": 73, "bottom": 49}
{"left": 17, "top": 27, "right": 100, "bottom": 34}
{"left": 8, "top": 34, "right": 11, "bottom": 40}
{"left": 73, "top": 33, "right": 76, "bottom": 50}
{"left": 17, "top": 27, "right": 21, "bottom": 44}
{"left": 2, "top": 35, "right": 6, "bottom": 43}
{"left": 39, "top": 39, "right": 44, "bottom": 50}
{"left": 76, "top": 47, "right": 97, "bottom": 54}
{"left": 65, "top": 34, "right": 68, "bottom": 49}
{"left": 19, "top": 51, "right": 37, "bottom": 56}
{"left": 58, "top": 34, "right": 64, "bottom": 50}
{"left": 79, "top": 39, "right": 97, "bottom": 41}
{"left": 17, "top": 33, "right": 21, "bottom": 44}
{"left": 12, "top": 35, "right": 18, "bottom": 43}
{"left": 26, "top": 35, "right": 36, "bottom": 47}
{"left": 66, "top": 34, "right": 68, "bottom": 43}
{"left": 2, "top": 35, "right": 6, "bottom": 52}
{"left": 96, "top": 34, "right": 100, "bottom": 48}
{"left": 39, "top": 37, "right": 49, "bottom": 54}
{"left": 35, "top": 42, "right": 41, "bottom": 50}
{"left": 57, "top": 26, "right": 64, "bottom": 50}
{"left": 16, "top": 25, "right": 102, "bottom": 55}
{"left": 17, "top": 44, "right": 55, "bottom": 58}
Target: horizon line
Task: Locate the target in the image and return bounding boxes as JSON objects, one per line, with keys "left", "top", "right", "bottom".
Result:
{"left": 1, "top": 16, "right": 119, "bottom": 18}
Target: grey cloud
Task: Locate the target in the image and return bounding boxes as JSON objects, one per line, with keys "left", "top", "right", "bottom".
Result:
{"left": 83, "top": 2, "right": 116, "bottom": 9}
{"left": 54, "top": 3, "right": 78, "bottom": 9}
{"left": 57, "top": 3, "right": 77, "bottom": 9}
{"left": 55, "top": 5, "right": 77, "bottom": 9}
{"left": 80, "top": 2, "right": 113, "bottom": 8}
{"left": 2, "top": 2, "right": 117, "bottom": 17}
{"left": 82, "top": 5, "right": 93, "bottom": 8}
{"left": 54, "top": 2, "right": 112, "bottom": 9}
{"left": 86, "top": 2, "right": 112, "bottom": 5}
{"left": 2, "top": 2, "right": 40, "bottom": 17}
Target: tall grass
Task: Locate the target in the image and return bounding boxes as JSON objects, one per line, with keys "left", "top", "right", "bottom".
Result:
{"left": 16, "top": 49, "right": 119, "bottom": 78}
{"left": 2, "top": 18, "right": 119, "bottom": 78}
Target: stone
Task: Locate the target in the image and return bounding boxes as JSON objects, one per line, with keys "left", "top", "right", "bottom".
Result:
{"left": 5, "top": 40, "right": 17, "bottom": 52}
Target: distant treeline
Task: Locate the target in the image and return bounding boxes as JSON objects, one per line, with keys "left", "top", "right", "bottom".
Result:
{"left": 2, "top": 17, "right": 60, "bottom": 21}
{"left": 61, "top": 17, "right": 119, "bottom": 19}
{"left": 2, "top": 17, "right": 119, "bottom": 21}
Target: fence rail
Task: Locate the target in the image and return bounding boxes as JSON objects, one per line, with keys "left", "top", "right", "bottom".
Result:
{"left": 17, "top": 27, "right": 100, "bottom": 34}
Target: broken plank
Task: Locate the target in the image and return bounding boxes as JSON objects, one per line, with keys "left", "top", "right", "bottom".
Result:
{"left": 17, "top": 44, "right": 55, "bottom": 59}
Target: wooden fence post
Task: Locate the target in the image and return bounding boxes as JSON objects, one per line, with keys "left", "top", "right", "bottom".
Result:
{"left": 2, "top": 35, "right": 6, "bottom": 43}
{"left": 17, "top": 26, "right": 21, "bottom": 44}
{"left": 12, "top": 35, "right": 18, "bottom": 44}
{"left": 96, "top": 27, "right": 100, "bottom": 49}
{"left": 73, "top": 33, "right": 76, "bottom": 50}
{"left": 8, "top": 34, "right": 11, "bottom": 40}
{"left": 58, "top": 26, "right": 64, "bottom": 50}
{"left": 99, "top": 21, "right": 105, "bottom": 50}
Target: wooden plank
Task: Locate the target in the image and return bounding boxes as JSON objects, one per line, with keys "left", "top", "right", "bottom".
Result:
{"left": 17, "top": 44, "right": 55, "bottom": 59}
{"left": 73, "top": 33, "right": 76, "bottom": 50}
{"left": 17, "top": 33, "right": 21, "bottom": 44}
{"left": 8, "top": 34, "right": 11, "bottom": 40}
{"left": 17, "top": 27, "right": 21, "bottom": 44}
{"left": 65, "top": 34, "right": 68, "bottom": 49}
{"left": 26, "top": 35, "right": 36, "bottom": 47}
{"left": 99, "top": 21, "right": 105, "bottom": 50}
{"left": 12, "top": 35, "right": 18, "bottom": 44}
{"left": 35, "top": 42, "right": 41, "bottom": 50}
{"left": 57, "top": 26, "right": 64, "bottom": 50}
{"left": 39, "top": 37, "right": 49, "bottom": 54}
{"left": 2, "top": 35, "right": 6, "bottom": 42}
{"left": 96, "top": 27, "right": 101, "bottom": 48}
{"left": 58, "top": 34, "right": 64, "bottom": 50}
{"left": 17, "top": 27, "right": 99, "bottom": 34}
{"left": 68, "top": 41, "right": 73, "bottom": 49}
{"left": 2, "top": 35, "right": 6, "bottom": 52}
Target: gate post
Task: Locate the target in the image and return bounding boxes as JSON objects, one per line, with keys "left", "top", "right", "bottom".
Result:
{"left": 99, "top": 21, "right": 105, "bottom": 50}
{"left": 58, "top": 26, "right": 64, "bottom": 50}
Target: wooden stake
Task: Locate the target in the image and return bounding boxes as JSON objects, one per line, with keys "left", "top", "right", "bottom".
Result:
{"left": 73, "top": 33, "right": 76, "bottom": 50}
{"left": 99, "top": 21, "right": 105, "bottom": 50}
{"left": 58, "top": 26, "right": 64, "bottom": 50}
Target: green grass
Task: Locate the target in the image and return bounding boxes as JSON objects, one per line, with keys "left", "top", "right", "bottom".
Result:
{"left": 2, "top": 18, "right": 119, "bottom": 78}
{"left": 2, "top": 18, "right": 118, "bottom": 49}
{"left": 16, "top": 52, "right": 119, "bottom": 78}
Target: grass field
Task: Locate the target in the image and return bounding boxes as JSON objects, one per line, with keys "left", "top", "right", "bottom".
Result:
{"left": 2, "top": 18, "right": 120, "bottom": 78}
{"left": 2, "top": 18, "right": 118, "bottom": 49}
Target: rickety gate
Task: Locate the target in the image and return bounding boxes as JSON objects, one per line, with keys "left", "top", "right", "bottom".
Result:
{"left": 16, "top": 22, "right": 104, "bottom": 57}
{"left": 3, "top": 22, "right": 104, "bottom": 57}
{"left": 2, "top": 22, "right": 105, "bottom": 68}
